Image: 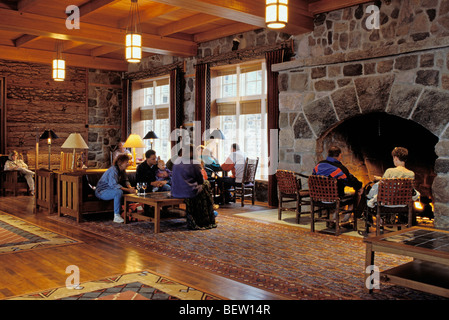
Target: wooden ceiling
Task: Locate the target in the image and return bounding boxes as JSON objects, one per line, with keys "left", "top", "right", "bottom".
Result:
{"left": 0, "top": 0, "right": 369, "bottom": 71}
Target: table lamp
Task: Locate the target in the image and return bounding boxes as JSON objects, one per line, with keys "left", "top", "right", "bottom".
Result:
{"left": 123, "top": 133, "right": 145, "bottom": 166}
{"left": 61, "top": 133, "right": 89, "bottom": 170}
{"left": 39, "top": 129, "right": 59, "bottom": 170}
{"left": 143, "top": 130, "right": 158, "bottom": 150}
{"left": 209, "top": 129, "right": 225, "bottom": 160}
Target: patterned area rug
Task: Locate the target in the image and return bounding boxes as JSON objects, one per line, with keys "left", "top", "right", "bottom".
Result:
{"left": 0, "top": 211, "right": 80, "bottom": 254}
{"left": 7, "top": 270, "right": 221, "bottom": 300}
{"left": 49, "top": 213, "right": 446, "bottom": 300}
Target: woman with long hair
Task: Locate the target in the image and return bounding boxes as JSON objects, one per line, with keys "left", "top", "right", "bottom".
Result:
{"left": 95, "top": 154, "right": 136, "bottom": 223}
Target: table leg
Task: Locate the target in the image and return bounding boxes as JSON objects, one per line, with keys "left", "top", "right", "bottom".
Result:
{"left": 154, "top": 203, "right": 161, "bottom": 233}
{"left": 124, "top": 198, "right": 128, "bottom": 224}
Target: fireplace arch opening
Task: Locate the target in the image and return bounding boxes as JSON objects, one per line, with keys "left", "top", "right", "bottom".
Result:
{"left": 317, "top": 112, "right": 438, "bottom": 209}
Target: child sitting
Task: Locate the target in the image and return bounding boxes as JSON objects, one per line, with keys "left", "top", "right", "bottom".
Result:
{"left": 154, "top": 159, "right": 172, "bottom": 192}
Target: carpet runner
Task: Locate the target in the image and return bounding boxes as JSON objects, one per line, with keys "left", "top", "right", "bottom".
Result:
{"left": 6, "top": 270, "right": 221, "bottom": 300}
{"left": 49, "top": 213, "right": 445, "bottom": 300}
{"left": 0, "top": 211, "right": 80, "bottom": 254}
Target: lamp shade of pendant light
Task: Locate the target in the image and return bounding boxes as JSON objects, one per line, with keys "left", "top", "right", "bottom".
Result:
{"left": 52, "top": 40, "right": 65, "bottom": 81}
{"left": 126, "top": 0, "right": 142, "bottom": 63}
{"left": 265, "top": 0, "right": 288, "bottom": 29}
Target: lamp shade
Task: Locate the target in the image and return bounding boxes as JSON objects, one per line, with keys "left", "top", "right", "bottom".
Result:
{"left": 61, "top": 133, "right": 89, "bottom": 149}
{"left": 39, "top": 129, "right": 59, "bottom": 141}
{"left": 209, "top": 129, "right": 225, "bottom": 140}
{"left": 123, "top": 134, "right": 145, "bottom": 148}
{"left": 265, "top": 0, "right": 288, "bottom": 29}
{"left": 143, "top": 131, "right": 158, "bottom": 140}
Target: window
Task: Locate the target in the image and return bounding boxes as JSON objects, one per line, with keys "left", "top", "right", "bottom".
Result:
{"left": 132, "top": 77, "right": 171, "bottom": 162}
{"left": 210, "top": 60, "right": 268, "bottom": 180}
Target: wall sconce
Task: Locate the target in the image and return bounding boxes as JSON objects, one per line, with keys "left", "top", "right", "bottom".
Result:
{"left": 123, "top": 133, "right": 145, "bottom": 166}
{"left": 52, "top": 40, "right": 65, "bottom": 81}
{"left": 265, "top": 0, "right": 288, "bottom": 29}
{"left": 61, "top": 133, "right": 89, "bottom": 171}
{"left": 126, "top": 0, "right": 142, "bottom": 63}
{"left": 143, "top": 130, "right": 158, "bottom": 150}
{"left": 39, "top": 129, "right": 59, "bottom": 170}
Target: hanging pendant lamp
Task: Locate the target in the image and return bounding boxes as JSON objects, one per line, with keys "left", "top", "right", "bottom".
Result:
{"left": 265, "top": 0, "right": 288, "bottom": 29}
{"left": 52, "top": 40, "right": 65, "bottom": 81}
{"left": 126, "top": 0, "right": 142, "bottom": 63}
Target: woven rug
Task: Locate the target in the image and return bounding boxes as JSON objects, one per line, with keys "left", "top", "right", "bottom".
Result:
{"left": 6, "top": 270, "right": 221, "bottom": 300}
{"left": 0, "top": 211, "right": 80, "bottom": 254}
{"left": 48, "top": 213, "right": 445, "bottom": 300}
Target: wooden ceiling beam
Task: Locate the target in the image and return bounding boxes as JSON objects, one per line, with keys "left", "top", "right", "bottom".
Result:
{"left": 117, "top": 3, "right": 178, "bottom": 29}
{"left": 91, "top": 45, "right": 121, "bottom": 57}
{"left": 0, "top": 8, "right": 197, "bottom": 56}
{"left": 194, "top": 23, "right": 260, "bottom": 43}
{"left": 150, "top": 0, "right": 313, "bottom": 35}
{"left": 17, "top": 0, "right": 42, "bottom": 11}
{"left": 0, "top": 44, "right": 127, "bottom": 71}
{"left": 308, "top": 0, "right": 371, "bottom": 15}
{"left": 13, "top": 34, "right": 40, "bottom": 47}
{"left": 79, "top": 0, "right": 121, "bottom": 17}
{"left": 157, "top": 13, "right": 221, "bottom": 37}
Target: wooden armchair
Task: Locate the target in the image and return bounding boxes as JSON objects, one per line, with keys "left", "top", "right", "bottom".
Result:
{"left": 308, "top": 175, "right": 357, "bottom": 236}
{"left": 0, "top": 155, "right": 30, "bottom": 196}
{"left": 275, "top": 170, "right": 310, "bottom": 223}
{"left": 372, "top": 178, "right": 415, "bottom": 236}
{"left": 234, "top": 157, "right": 259, "bottom": 207}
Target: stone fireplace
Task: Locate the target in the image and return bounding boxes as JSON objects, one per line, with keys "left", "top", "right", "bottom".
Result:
{"left": 273, "top": 0, "right": 449, "bottom": 229}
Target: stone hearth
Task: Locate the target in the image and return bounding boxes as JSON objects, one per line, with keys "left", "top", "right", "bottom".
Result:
{"left": 273, "top": 0, "right": 449, "bottom": 229}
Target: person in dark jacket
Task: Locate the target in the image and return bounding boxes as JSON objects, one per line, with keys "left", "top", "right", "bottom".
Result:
{"left": 312, "top": 146, "right": 363, "bottom": 197}
{"left": 171, "top": 145, "right": 216, "bottom": 230}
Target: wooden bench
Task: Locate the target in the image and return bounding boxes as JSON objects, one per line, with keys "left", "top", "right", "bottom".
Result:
{"left": 58, "top": 170, "right": 113, "bottom": 223}
{"left": 58, "top": 169, "right": 137, "bottom": 223}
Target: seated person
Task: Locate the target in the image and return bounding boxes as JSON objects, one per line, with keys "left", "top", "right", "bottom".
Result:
{"left": 218, "top": 143, "right": 246, "bottom": 204}
{"left": 312, "top": 146, "right": 362, "bottom": 198}
{"left": 112, "top": 142, "right": 132, "bottom": 163}
{"left": 4, "top": 150, "right": 35, "bottom": 195}
{"left": 197, "top": 145, "right": 221, "bottom": 180}
{"left": 367, "top": 147, "right": 420, "bottom": 208}
{"left": 154, "top": 159, "right": 171, "bottom": 192}
{"left": 171, "top": 144, "right": 216, "bottom": 230}
{"left": 95, "top": 154, "right": 136, "bottom": 223}
{"left": 136, "top": 149, "right": 167, "bottom": 191}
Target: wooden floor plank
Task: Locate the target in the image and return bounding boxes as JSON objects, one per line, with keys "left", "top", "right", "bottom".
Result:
{"left": 0, "top": 195, "right": 287, "bottom": 300}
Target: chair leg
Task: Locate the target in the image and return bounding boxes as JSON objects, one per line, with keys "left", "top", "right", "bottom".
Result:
{"left": 296, "top": 195, "right": 301, "bottom": 224}
{"left": 335, "top": 206, "right": 340, "bottom": 236}
{"left": 376, "top": 209, "right": 381, "bottom": 237}
{"left": 278, "top": 195, "right": 283, "bottom": 220}
{"left": 252, "top": 187, "right": 255, "bottom": 205}
{"left": 311, "top": 202, "right": 315, "bottom": 233}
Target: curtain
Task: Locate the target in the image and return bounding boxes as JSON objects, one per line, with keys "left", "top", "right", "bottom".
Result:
{"left": 265, "top": 49, "right": 284, "bottom": 207}
{"left": 195, "top": 63, "right": 210, "bottom": 144}
{"left": 170, "top": 67, "right": 184, "bottom": 147}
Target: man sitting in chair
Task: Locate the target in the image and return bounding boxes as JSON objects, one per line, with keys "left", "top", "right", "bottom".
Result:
{"left": 312, "top": 146, "right": 363, "bottom": 221}
{"left": 218, "top": 143, "right": 246, "bottom": 204}
{"left": 312, "top": 146, "right": 362, "bottom": 197}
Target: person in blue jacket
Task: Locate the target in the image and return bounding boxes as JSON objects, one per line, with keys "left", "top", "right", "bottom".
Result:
{"left": 95, "top": 154, "right": 136, "bottom": 223}
{"left": 312, "top": 146, "right": 363, "bottom": 198}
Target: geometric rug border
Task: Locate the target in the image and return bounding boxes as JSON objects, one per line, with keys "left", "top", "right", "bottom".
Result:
{"left": 0, "top": 210, "right": 82, "bottom": 255}
{"left": 4, "top": 269, "right": 225, "bottom": 301}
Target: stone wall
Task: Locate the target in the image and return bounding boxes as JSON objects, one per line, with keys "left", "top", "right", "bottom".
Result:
{"left": 87, "top": 70, "right": 123, "bottom": 168}
{"left": 0, "top": 59, "right": 87, "bottom": 169}
{"left": 273, "top": 0, "right": 449, "bottom": 229}
{"left": 1, "top": 59, "right": 124, "bottom": 169}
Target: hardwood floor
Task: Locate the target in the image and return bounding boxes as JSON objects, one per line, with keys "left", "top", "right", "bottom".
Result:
{"left": 0, "top": 195, "right": 287, "bottom": 300}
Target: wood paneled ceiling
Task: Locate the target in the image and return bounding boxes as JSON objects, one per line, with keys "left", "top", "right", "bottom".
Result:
{"left": 0, "top": 0, "right": 369, "bottom": 71}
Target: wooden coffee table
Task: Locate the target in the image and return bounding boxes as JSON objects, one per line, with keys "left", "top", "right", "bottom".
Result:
{"left": 364, "top": 227, "right": 449, "bottom": 298}
{"left": 123, "top": 192, "right": 185, "bottom": 233}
